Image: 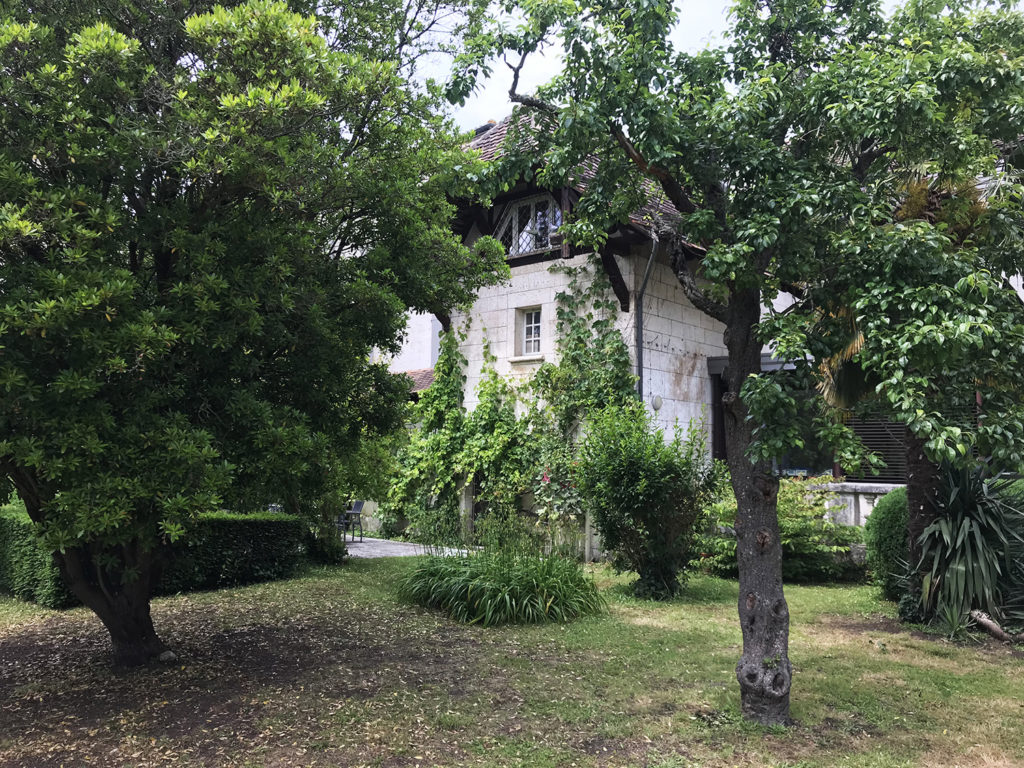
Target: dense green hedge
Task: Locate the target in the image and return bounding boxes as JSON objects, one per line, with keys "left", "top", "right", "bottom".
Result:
{"left": 698, "top": 477, "right": 865, "bottom": 584}
{"left": 864, "top": 487, "right": 908, "bottom": 602}
{"left": 160, "top": 512, "right": 306, "bottom": 593}
{"left": 0, "top": 511, "right": 77, "bottom": 609}
{"left": 0, "top": 509, "right": 307, "bottom": 608}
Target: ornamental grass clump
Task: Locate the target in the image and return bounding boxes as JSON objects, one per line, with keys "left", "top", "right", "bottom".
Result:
{"left": 399, "top": 553, "right": 604, "bottom": 626}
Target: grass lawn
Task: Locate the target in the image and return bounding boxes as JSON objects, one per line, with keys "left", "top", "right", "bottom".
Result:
{"left": 1, "top": 559, "right": 1022, "bottom": 768}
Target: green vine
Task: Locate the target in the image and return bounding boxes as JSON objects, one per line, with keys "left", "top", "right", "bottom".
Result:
{"left": 379, "top": 328, "right": 468, "bottom": 546}
{"left": 383, "top": 259, "right": 636, "bottom": 550}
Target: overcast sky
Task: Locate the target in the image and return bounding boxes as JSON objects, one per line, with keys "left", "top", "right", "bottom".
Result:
{"left": 448, "top": 0, "right": 900, "bottom": 131}
{"left": 450, "top": 1, "right": 730, "bottom": 131}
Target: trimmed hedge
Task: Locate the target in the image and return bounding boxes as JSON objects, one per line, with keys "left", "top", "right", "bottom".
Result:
{"left": 0, "top": 509, "right": 307, "bottom": 608}
{"left": 160, "top": 512, "right": 306, "bottom": 593}
{"left": 0, "top": 511, "right": 76, "bottom": 608}
{"left": 864, "top": 487, "right": 909, "bottom": 602}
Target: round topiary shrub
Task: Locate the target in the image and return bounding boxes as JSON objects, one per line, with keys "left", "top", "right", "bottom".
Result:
{"left": 864, "top": 487, "right": 908, "bottom": 601}
{"left": 576, "top": 402, "right": 717, "bottom": 599}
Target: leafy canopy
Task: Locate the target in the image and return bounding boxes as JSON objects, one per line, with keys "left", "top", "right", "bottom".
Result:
{"left": 0, "top": 0, "right": 505, "bottom": 552}
{"left": 451, "top": 0, "right": 1024, "bottom": 472}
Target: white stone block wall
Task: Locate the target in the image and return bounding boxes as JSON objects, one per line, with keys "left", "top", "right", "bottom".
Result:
{"left": 447, "top": 242, "right": 727, "bottom": 447}
{"left": 451, "top": 252, "right": 607, "bottom": 410}
{"left": 630, "top": 245, "right": 726, "bottom": 442}
{"left": 377, "top": 311, "right": 442, "bottom": 372}
{"left": 824, "top": 482, "right": 904, "bottom": 526}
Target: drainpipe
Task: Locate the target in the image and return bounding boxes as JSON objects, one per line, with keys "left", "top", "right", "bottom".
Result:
{"left": 635, "top": 235, "right": 659, "bottom": 398}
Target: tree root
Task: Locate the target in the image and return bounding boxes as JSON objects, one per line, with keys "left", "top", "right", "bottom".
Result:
{"left": 969, "top": 610, "right": 1023, "bottom": 643}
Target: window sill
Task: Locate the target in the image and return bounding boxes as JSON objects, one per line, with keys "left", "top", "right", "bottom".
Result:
{"left": 509, "top": 354, "right": 545, "bottom": 364}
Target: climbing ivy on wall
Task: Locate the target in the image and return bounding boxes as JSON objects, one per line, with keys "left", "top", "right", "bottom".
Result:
{"left": 381, "top": 259, "right": 636, "bottom": 547}
{"left": 379, "top": 329, "right": 470, "bottom": 545}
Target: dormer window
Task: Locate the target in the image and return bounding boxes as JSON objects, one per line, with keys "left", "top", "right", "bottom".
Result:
{"left": 497, "top": 195, "right": 563, "bottom": 257}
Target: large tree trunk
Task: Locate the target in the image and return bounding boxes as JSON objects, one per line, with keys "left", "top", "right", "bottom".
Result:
{"left": 6, "top": 455, "right": 173, "bottom": 668}
{"left": 722, "top": 290, "right": 792, "bottom": 726}
{"left": 905, "top": 431, "right": 942, "bottom": 569}
{"left": 57, "top": 541, "right": 172, "bottom": 668}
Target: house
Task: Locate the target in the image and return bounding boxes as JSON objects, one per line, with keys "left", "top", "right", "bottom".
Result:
{"left": 389, "top": 114, "right": 728, "bottom": 437}
{"left": 382, "top": 114, "right": 901, "bottom": 536}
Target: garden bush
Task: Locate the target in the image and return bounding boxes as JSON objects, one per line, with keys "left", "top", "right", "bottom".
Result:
{"left": 864, "top": 487, "right": 909, "bottom": 602}
{"left": 399, "top": 552, "right": 604, "bottom": 626}
{"left": 576, "top": 402, "right": 717, "bottom": 599}
{"left": 699, "top": 477, "right": 864, "bottom": 583}
{"left": 916, "top": 467, "right": 1024, "bottom": 625}
{"left": 0, "top": 507, "right": 307, "bottom": 607}
{"left": 159, "top": 512, "right": 307, "bottom": 592}
{"left": 0, "top": 508, "right": 76, "bottom": 608}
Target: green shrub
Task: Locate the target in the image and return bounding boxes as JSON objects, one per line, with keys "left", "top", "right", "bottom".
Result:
{"left": 864, "top": 487, "right": 909, "bottom": 601}
{"left": 699, "top": 477, "right": 864, "bottom": 583}
{"left": 576, "top": 402, "right": 717, "bottom": 599}
{"left": 302, "top": 498, "right": 348, "bottom": 565}
{"left": 159, "top": 512, "right": 306, "bottom": 592}
{"left": 0, "top": 509, "right": 307, "bottom": 607}
{"left": 399, "top": 553, "right": 604, "bottom": 626}
{"left": 0, "top": 510, "right": 76, "bottom": 608}
{"left": 917, "top": 467, "right": 1024, "bottom": 624}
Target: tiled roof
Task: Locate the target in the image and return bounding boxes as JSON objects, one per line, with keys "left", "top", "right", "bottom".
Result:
{"left": 403, "top": 368, "right": 435, "bottom": 392}
{"left": 467, "top": 113, "right": 682, "bottom": 234}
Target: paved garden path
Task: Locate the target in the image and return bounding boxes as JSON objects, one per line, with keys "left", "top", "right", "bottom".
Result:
{"left": 346, "top": 538, "right": 463, "bottom": 558}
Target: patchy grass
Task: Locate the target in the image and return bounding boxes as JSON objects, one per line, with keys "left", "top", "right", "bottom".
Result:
{"left": 1, "top": 559, "right": 1022, "bottom": 767}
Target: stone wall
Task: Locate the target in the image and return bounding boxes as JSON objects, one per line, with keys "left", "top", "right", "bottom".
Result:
{"left": 449, "top": 238, "right": 727, "bottom": 444}
{"left": 630, "top": 245, "right": 726, "bottom": 437}
{"left": 825, "top": 482, "right": 904, "bottom": 526}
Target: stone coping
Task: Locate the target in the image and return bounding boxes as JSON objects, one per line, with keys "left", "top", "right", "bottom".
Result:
{"left": 817, "top": 481, "right": 904, "bottom": 495}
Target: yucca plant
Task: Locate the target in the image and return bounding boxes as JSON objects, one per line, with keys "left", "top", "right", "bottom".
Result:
{"left": 399, "top": 553, "right": 605, "bottom": 626}
{"left": 918, "top": 466, "right": 1024, "bottom": 623}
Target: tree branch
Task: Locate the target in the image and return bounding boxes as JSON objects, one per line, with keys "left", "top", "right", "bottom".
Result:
{"left": 506, "top": 51, "right": 559, "bottom": 115}
{"left": 669, "top": 240, "right": 728, "bottom": 324}
{"left": 609, "top": 126, "right": 698, "bottom": 216}
{"left": 852, "top": 138, "right": 892, "bottom": 183}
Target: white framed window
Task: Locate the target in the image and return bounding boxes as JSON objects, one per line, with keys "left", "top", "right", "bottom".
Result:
{"left": 511, "top": 306, "right": 543, "bottom": 360}
{"left": 496, "top": 195, "right": 563, "bottom": 257}
{"left": 523, "top": 308, "right": 541, "bottom": 354}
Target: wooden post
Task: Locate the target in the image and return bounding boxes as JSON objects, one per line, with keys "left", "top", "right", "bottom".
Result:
{"left": 584, "top": 511, "right": 593, "bottom": 562}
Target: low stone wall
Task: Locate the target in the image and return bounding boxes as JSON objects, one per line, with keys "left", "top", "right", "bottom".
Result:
{"left": 824, "top": 482, "right": 904, "bottom": 526}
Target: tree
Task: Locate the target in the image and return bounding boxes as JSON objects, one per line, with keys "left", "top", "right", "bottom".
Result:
{"left": 814, "top": 179, "right": 1024, "bottom": 576}
{"left": 452, "top": 0, "right": 1024, "bottom": 723}
{"left": 0, "top": 0, "right": 504, "bottom": 666}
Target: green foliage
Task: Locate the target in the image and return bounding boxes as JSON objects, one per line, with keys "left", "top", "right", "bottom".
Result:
{"left": 0, "top": 506, "right": 75, "bottom": 609}
{"left": 917, "top": 466, "right": 1024, "bottom": 624}
{"left": 0, "top": 508, "right": 306, "bottom": 607}
{"left": 160, "top": 512, "right": 306, "bottom": 593}
{"left": 0, "top": 0, "right": 504, "bottom": 641}
{"left": 700, "top": 477, "right": 865, "bottom": 584}
{"left": 864, "top": 487, "right": 910, "bottom": 602}
{"left": 398, "top": 553, "right": 604, "bottom": 626}
{"left": 383, "top": 262, "right": 635, "bottom": 550}
{"left": 576, "top": 402, "right": 718, "bottom": 599}
{"left": 380, "top": 328, "right": 472, "bottom": 545}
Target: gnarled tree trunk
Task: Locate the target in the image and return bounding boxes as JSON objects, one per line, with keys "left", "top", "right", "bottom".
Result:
{"left": 6, "top": 468, "right": 173, "bottom": 667}
{"left": 722, "top": 290, "right": 792, "bottom": 725}
{"left": 56, "top": 543, "right": 171, "bottom": 667}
